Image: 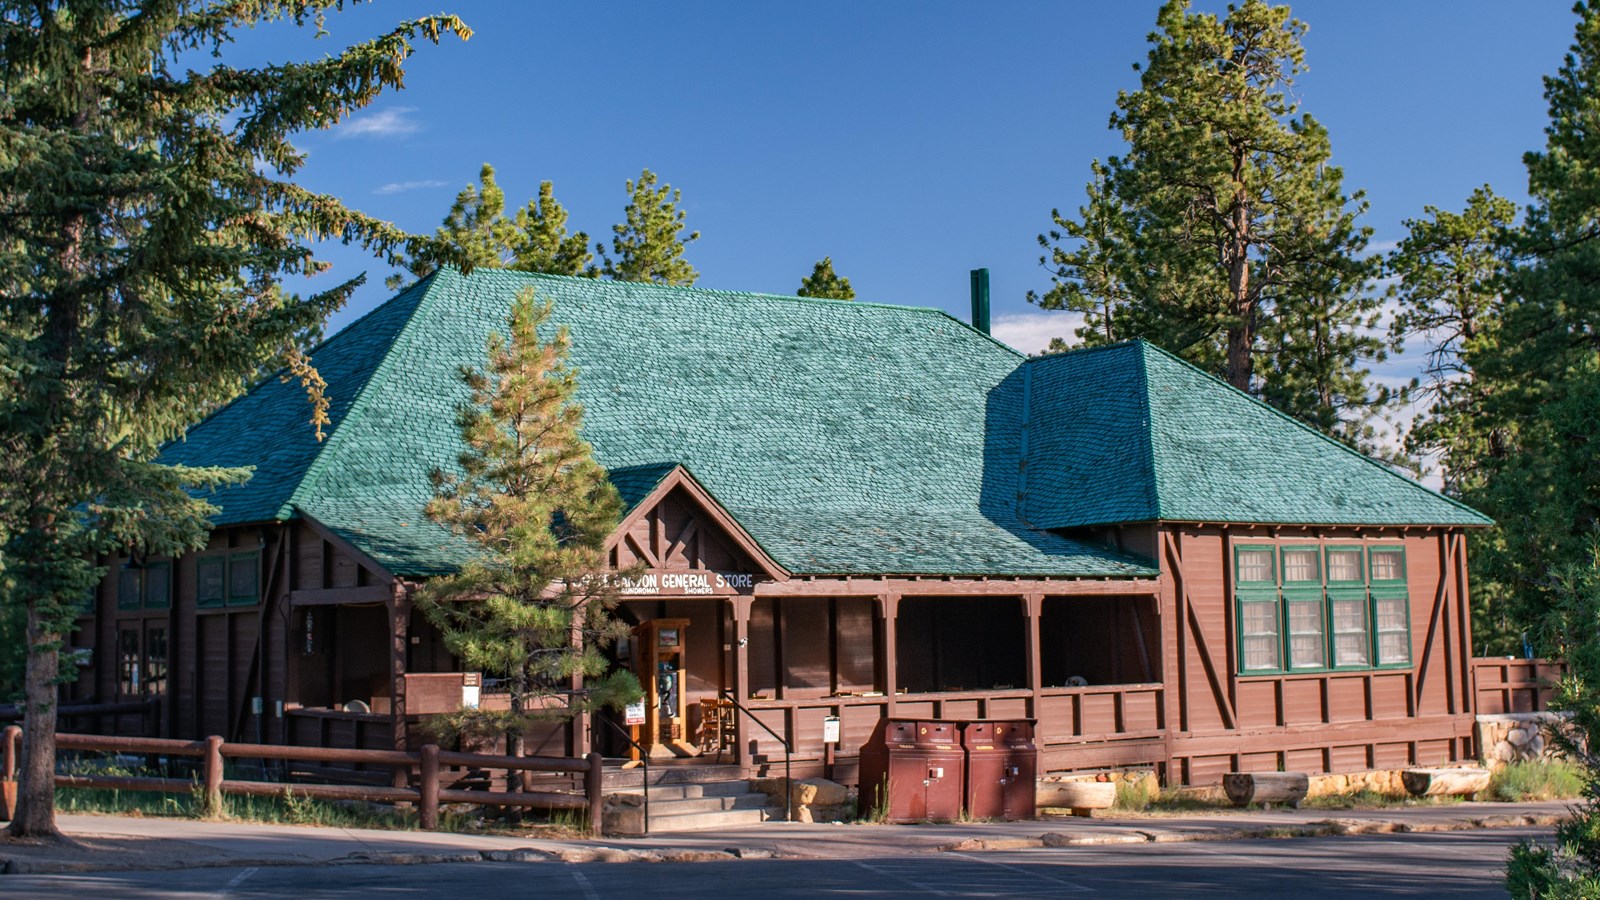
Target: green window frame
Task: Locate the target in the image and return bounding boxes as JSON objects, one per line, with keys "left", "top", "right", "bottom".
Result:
{"left": 1369, "top": 546, "right": 1411, "bottom": 667}
{"left": 142, "top": 561, "right": 171, "bottom": 609}
{"left": 197, "top": 555, "right": 226, "bottom": 609}
{"left": 1280, "top": 547, "right": 1325, "bottom": 670}
{"left": 1234, "top": 544, "right": 1282, "bottom": 673}
{"left": 117, "top": 567, "right": 141, "bottom": 611}
{"left": 227, "top": 551, "right": 259, "bottom": 606}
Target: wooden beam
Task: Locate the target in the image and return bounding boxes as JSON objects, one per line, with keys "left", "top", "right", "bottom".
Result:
{"left": 1413, "top": 534, "right": 1456, "bottom": 710}
{"left": 1163, "top": 531, "right": 1236, "bottom": 730}
{"left": 755, "top": 577, "right": 1159, "bottom": 598}
{"left": 1022, "top": 594, "right": 1044, "bottom": 718}
{"left": 876, "top": 592, "right": 901, "bottom": 715}
{"left": 288, "top": 584, "right": 394, "bottom": 607}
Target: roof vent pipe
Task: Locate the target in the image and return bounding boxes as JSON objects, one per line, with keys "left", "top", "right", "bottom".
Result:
{"left": 969, "top": 268, "right": 991, "bottom": 335}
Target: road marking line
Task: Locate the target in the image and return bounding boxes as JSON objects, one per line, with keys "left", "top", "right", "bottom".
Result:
{"left": 219, "top": 866, "right": 258, "bottom": 895}
{"left": 568, "top": 865, "right": 600, "bottom": 900}
{"left": 947, "top": 853, "right": 1091, "bottom": 892}
{"left": 852, "top": 859, "right": 953, "bottom": 896}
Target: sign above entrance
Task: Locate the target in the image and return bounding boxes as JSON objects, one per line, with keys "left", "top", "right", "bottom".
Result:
{"left": 615, "top": 570, "right": 759, "bottom": 597}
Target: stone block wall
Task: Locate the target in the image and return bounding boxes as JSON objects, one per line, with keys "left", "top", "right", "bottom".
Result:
{"left": 1476, "top": 712, "right": 1569, "bottom": 769}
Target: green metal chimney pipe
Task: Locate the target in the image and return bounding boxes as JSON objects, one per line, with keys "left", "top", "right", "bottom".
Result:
{"left": 970, "top": 268, "right": 991, "bottom": 335}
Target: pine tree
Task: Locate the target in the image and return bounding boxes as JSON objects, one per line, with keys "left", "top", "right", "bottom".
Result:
{"left": 413, "top": 290, "right": 640, "bottom": 765}
{"left": 1032, "top": 0, "right": 1383, "bottom": 441}
{"left": 796, "top": 257, "right": 855, "bottom": 300}
{"left": 390, "top": 165, "right": 594, "bottom": 288}
{"left": 1386, "top": 186, "right": 1518, "bottom": 494}
{"left": 599, "top": 169, "right": 699, "bottom": 285}
{"left": 0, "top": 2, "right": 468, "bottom": 839}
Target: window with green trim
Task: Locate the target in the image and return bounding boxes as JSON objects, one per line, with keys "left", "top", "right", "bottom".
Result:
{"left": 1370, "top": 546, "right": 1410, "bottom": 666}
{"left": 1326, "top": 547, "right": 1363, "bottom": 584}
{"left": 1236, "top": 547, "right": 1275, "bottom": 584}
{"left": 228, "top": 552, "right": 259, "bottom": 606}
{"left": 197, "top": 556, "right": 226, "bottom": 608}
{"left": 117, "top": 567, "right": 141, "bottom": 610}
{"left": 143, "top": 562, "right": 171, "bottom": 609}
{"left": 1370, "top": 547, "right": 1405, "bottom": 582}
{"left": 1281, "top": 547, "right": 1325, "bottom": 669}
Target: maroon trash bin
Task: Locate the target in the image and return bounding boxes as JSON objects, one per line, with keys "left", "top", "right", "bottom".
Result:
{"left": 961, "top": 719, "right": 1037, "bottom": 820}
{"left": 858, "top": 719, "right": 965, "bottom": 822}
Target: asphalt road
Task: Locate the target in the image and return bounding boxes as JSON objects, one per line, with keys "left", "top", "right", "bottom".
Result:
{"left": 4, "top": 827, "right": 1541, "bottom": 898}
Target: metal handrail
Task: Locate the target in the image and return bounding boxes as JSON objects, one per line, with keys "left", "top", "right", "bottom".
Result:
{"left": 593, "top": 714, "right": 649, "bottom": 835}
{"left": 719, "top": 690, "right": 791, "bottom": 823}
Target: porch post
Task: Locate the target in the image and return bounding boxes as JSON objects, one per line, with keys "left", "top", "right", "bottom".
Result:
{"left": 728, "top": 596, "right": 753, "bottom": 772}
{"left": 875, "top": 592, "right": 901, "bottom": 715}
{"left": 388, "top": 580, "right": 411, "bottom": 759}
{"left": 1023, "top": 593, "right": 1044, "bottom": 717}
{"left": 567, "top": 612, "right": 589, "bottom": 758}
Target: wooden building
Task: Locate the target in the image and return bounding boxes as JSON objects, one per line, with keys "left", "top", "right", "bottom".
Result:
{"left": 70, "top": 268, "right": 1491, "bottom": 786}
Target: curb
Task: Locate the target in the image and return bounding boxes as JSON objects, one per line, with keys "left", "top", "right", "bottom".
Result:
{"left": 1, "top": 844, "right": 785, "bottom": 875}
{"left": 937, "top": 812, "right": 1565, "bottom": 852}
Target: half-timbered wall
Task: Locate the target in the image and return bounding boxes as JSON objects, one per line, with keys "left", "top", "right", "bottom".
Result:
{"left": 1158, "top": 523, "right": 1476, "bottom": 784}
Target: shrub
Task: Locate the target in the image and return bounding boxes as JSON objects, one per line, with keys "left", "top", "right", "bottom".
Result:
{"left": 1492, "top": 760, "right": 1587, "bottom": 803}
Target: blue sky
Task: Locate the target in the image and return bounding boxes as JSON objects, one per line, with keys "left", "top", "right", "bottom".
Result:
{"left": 232, "top": 1, "right": 1576, "bottom": 369}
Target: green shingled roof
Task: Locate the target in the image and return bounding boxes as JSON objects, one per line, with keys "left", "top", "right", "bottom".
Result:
{"left": 1019, "top": 341, "right": 1492, "bottom": 529}
{"left": 165, "top": 268, "right": 1157, "bottom": 578}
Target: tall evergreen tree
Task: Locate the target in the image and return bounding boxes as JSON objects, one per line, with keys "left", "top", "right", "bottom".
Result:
{"left": 599, "top": 169, "right": 699, "bottom": 285}
{"left": 390, "top": 164, "right": 593, "bottom": 288}
{"left": 1033, "top": 0, "right": 1383, "bottom": 441}
{"left": 796, "top": 257, "right": 855, "bottom": 300}
{"left": 1386, "top": 186, "right": 1518, "bottom": 494}
{"left": 413, "top": 290, "right": 640, "bottom": 768}
{"left": 0, "top": 1, "right": 468, "bottom": 839}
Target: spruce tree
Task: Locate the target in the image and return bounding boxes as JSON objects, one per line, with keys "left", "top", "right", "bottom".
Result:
{"left": 0, "top": 1, "right": 468, "bottom": 839}
{"left": 1033, "top": 0, "right": 1382, "bottom": 441}
{"left": 599, "top": 169, "right": 699, "bottom": 285}
{"left": 391, "top": 164, "right": 594, "bottom": 288}
{"left": 413, "top": 290, "right": 640, "bottom": 765}
{"left": 796, "top": 257, "right": 855, "bottom": 300}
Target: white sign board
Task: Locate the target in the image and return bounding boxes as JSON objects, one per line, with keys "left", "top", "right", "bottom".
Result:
{"left": 822, "top": 715, "right": 841, "bottom": 745}
{"left": 624, "top": 700, "right": 647, "bottom": 726}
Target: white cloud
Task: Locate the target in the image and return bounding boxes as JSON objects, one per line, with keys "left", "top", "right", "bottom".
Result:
{"left": 1367, "top": 239, "right": 1401, "bottom": 255}
{"left": 374, "top": 179, "right": 449, "bottom": 195}
{"left": 990, "top": 310, "right": 1087, "bottom": 355}
{"left": 337, "top": 107, "right": 422, "bottom": 140}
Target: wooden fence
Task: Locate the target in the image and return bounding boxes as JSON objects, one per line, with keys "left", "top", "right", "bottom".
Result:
{"left": 1472, "top": 658, "right": 1564, "bottom": 715}
{"left": 0, "top": 725, "right": 604, "bottom": 834}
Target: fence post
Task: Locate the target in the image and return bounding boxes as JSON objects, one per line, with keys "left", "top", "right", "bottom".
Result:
{"left": 419, "top": 744, "right": 440, "bottom": 831}
{"left": 585, "top": 751, "right": 604, "bottom": 836}
{"left": 203, "top": 735, "right": 224, "bottom": 816}
{"left": 1, "top": 724, "right": 19, "bottom": 822}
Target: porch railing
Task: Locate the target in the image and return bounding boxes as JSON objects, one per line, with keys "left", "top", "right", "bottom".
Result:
{"left": 720, "top": 690, "right": 791, "bottom": 823}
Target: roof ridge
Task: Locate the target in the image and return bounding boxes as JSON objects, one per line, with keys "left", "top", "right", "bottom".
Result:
{"left": 278, "top": 269, "right": 451, "bottom": 518}
{"left": 1137, "top": 340, "right": 1492, "bottom": 524}
{"left": 447, "top": 266, "right": 973, "bottom": 320}
{"left": 1134, "top": 343, "right": 1163, "bottom": 521}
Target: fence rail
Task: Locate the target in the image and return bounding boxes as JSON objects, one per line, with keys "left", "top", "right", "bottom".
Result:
{"left": 0, "top": 726, "right": 603, "bottom": 833}
{"left": 1472, "top": 657, "right": 1564, "bottom": 715}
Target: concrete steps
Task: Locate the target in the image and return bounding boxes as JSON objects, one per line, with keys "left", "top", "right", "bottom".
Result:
{"left": 604, "top": 779, "right": 781, "bottom": 834}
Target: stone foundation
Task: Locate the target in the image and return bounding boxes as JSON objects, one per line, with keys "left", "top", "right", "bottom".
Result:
{"left": 1475, "top": 712, "right": 1570, "bottom": 769}
{"left": 1305, "top": 769, "right": 1408, "bottom": 798}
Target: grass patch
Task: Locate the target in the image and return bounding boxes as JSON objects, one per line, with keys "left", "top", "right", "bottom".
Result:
{"left": 1113, "top": 778, "right": 1160, "bottom": 812}
{"left": 1489, "top": 760, "right": 1586, "bottom": 802}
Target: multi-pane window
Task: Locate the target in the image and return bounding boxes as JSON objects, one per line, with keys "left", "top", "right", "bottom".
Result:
{"left": 117, "top": 562, "right": 171, "bottom": 611}
{"left": 1233, "top": 543, "right": 1411, "bottom": 675}
{"left": 115, "top": 560, "right": 171, "bottom": 698}
{"left": 197, "top": 553, "right": 258, "bottom": 609}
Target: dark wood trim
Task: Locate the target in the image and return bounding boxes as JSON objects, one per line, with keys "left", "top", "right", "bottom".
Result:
{"left": 289, "top": 585, "right": 401, "bottom": 607}
{"left": 756, "top": 577, "right": 1160, "bottom": 598}
{"left": 1413, "top": 533, "right": 1455, "bottom": 710}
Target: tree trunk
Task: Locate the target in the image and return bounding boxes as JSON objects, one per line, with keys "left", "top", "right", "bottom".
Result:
{"left": 1225, "top": 148, "right": 1254, "bottom": 392}
{"left": 7, "top": 598, "right": 61, "bottom": 839}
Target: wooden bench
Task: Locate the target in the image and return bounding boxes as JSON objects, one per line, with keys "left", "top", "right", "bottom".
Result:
{"left": 1223, "top": 772, "right": 1308, "bottom": 809}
